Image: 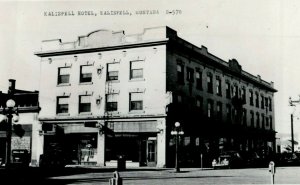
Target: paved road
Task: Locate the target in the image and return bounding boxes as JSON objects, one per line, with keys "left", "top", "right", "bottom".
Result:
{"left": 1, "top": 166, "right": 300, "bottom": 184}
{"left": 42, "top": 166, "right": 300, "bottom": 184}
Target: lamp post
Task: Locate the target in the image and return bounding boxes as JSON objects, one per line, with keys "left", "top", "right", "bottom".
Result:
{"left": 171, "top": 122, "right": 184, "bottom": 172}
{"left": 0, "top": 99, "right": 19, "bottom": 169}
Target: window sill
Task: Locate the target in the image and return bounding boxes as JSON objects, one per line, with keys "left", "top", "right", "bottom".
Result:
{"left": 129, "top": 78, "right": 145, "bottom": 82}
{"left": 56, "top": 113, "right": 70, "bottom": 116}
{"left": 79, "top": 82, "right": 93, "bottom": 85}
{"left": 106, "top": 80, "right": 120, "bottom": 83}
{"left": 79, "top": 112, "right": 92, "bottom": 116}
{"left": 129, "top": 110, "right": 145, "bottom": 114}
{"left": 57, "top": 83, "right": 71, "bottom": 87}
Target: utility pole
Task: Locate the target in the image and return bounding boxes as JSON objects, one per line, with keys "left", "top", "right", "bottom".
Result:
{"left": 289, "top": 96, "right": 300, "bottom": 154}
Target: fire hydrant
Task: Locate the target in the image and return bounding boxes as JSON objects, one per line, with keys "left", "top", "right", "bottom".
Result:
{"left": 109, "top": 171, "right": 123, "bottom": 185}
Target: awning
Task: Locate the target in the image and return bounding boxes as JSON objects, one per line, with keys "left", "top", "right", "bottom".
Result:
{"left": 107, "top": 121, "right": 157, "bottom": 133}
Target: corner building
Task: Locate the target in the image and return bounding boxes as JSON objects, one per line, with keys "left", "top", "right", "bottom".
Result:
{"left": 35, "top": 26, "right": 277, "bottom": 167}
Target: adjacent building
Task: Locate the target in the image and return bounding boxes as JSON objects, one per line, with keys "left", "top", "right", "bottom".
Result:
{"left": 0, "top": 85, "right": 40, "bottom": 166}
{"left": 34, "top": 26, "right": 277, "bottom": 167}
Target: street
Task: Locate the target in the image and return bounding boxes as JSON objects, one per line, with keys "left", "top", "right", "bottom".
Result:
{"left": 2, "top": 166, "right": 299, "bottom": 184}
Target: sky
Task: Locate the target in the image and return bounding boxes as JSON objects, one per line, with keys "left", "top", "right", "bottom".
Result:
{"left": 0, "top": 0, "right": 299, "bottom": 145}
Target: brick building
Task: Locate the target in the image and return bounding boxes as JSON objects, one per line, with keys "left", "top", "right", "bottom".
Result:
{"left": 34, "top": 26, "right": 277, "bottom": 167}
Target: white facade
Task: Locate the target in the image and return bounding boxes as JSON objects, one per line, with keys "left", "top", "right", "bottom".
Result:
{"left": 36, "top": 27, "right": 171, "bottom": 167}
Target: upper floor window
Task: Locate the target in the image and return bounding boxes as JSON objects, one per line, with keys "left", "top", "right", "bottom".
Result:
{"left": 265, "top": 97, "right": 268, "bottom": 110}
{"left": 196, "top": 96, "right": 203, "bottom": 110}
{"left": 58, "top": 67, "right": 70, "bottom": 84}
{"left": 56, "top": 96, "right": 69, "bottom": 114}
{"left": 207, "top": 100, "right": 213, "bottom": 118}
{"left": 217, "top": 102, "right": 222, "bottom": 119}
{"left": 226, "top": 104, "right": 231, "bottom": 122}
{"left": 242, "top": 87, "right": 246, "bottom": 103}
{"left": 130, "top": 92, "right": 143, "bottom": 111}
{"left": 80, "top": 65, "right": 92, "bottom": 83}
{"left": 107, "top": 63, "right": 119, "bottom": 81}
{"left": 226, "top": 82, "right": 231, "bottom": 99}
{"left": 249, "top": 90, "right": 253, "bottom": 106}
{"left": 186, "top": 67, "right": 194, "bottom": 82}
{"left": 269, "top": 116, "right": 273, "bottom": 130}
{"left": 266, "top": 116, "right": 269, "bottom": 127}
{"left": 216, "top": 77, "right": 222, "bottom": 96}
{"left": 233, "top": 85, "right": 238, "bottom": 97}
{"left": 250, "top": 111, "right": 254, "bottom": 127}
{"left": 261, "top": 95, "right": 265, "bottom": 109}
{"left": 269, "top": 98, "right": 272, "bottom": 111}
{"left": 242, "top": 109, "right": 247, "bottom": 126}
{"left": 130, "top": 61, "right": 144, "bottom": 79}
{"left": 196, "top": 71, "right": 202, "bottom": 90}
{"left": 106, "top": 94, "right": 118, "bottom": 111}
{"left": 261, "top": 114, "right": 265, "bottom": 129}
{"left": 79, "top": 95, "right": 91, "bottom": 113}
{"left": 255, "top": 92, "right": 259, "bottom": 108}
{"left": 207, "top": 73, "right": 213, "bottom": 93}
{"left": 177, "top": 64, "right": 184, "bottom": 84}
{"left": 256, "top": 112, "right": 260, "bottom": 128}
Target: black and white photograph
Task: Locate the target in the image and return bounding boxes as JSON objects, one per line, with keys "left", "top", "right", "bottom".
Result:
{"left": 0, "top": 1, "right": 299, "bottom": 184}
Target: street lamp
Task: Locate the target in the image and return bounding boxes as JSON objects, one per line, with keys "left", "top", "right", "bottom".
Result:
{"left": 0, "top": 99, "right": 19, "bottom": 169}
{"left": 171, "top": 122, "right": 184, "bottom": 172}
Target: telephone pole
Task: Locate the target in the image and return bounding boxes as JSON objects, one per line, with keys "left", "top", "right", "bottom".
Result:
{"left": 289, "top": 96, "right": 300, "bottom": 154}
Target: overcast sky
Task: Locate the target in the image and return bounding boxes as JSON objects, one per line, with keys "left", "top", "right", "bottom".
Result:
{"left": 0, "top": 0, "right": 299, "bottom": 144}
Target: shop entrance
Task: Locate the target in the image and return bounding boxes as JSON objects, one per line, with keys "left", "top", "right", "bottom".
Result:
{"left": 146, "top": 139, "right": 156, "bottom": 167}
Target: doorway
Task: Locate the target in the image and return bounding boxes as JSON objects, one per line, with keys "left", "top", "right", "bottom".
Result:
{"left": 146, "top": 139, "right": 157, "bottom": 167}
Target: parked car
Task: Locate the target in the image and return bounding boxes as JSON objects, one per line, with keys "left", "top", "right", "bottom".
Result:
{"left": 212, "top": 151, "right": 245, "bottom": 169}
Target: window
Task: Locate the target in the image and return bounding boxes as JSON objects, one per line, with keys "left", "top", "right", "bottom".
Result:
{"left": 58, "top": 67, "right": 70, "bottom": 84}
{"left": 196, "top": 96, "right": 203, "bottom": 110}
{"left": 80, "top": 65, "right": 92, "bottom": 83}
{"left": 130, "top": 92, "right": 143, "bottom": 111}
{"left": 186, "top": 67, "right": 194, "bottom": 82}
{"left": 242, "top": 87, "right": 246, "bottom": 103}
{"left": 226, "top": 104, "right": 231, "bottom": 122}
{"left": 266, "top": 117, "right": 269, "bottom": 127}
{"left": 233, "top": 85, "right": 238, "bottom": 97}
{"left": 226, "top": 82, "right": 231, "bottom": 98}
{"left": 265, "top": 97, "right": 268, "bottom": 111}
{"left": 261, "top": 114, "right": 265, "bottom": 129}
{"left": 217, "top": 102, "right": 222, "bottom": 119}
{"left": 261, "top": 95, "right": 265, "bottom": 109}
{"left": 106, "top": 94, "right": 118, "bottom": 111}
{"left": 255, "top": 92, "right": 259, "bottom": 108}
{"left": 57, "top": 96, "right": 69, "bottom": 114}
{"left": 177, "top": 64, "right": 184, "bottom": 84}
{"left": 256, "top": 112, "right": 260, "bottom": 128}
{"left": 107, "top": 63, "right": 119, "bottom": 81}
{"left": 196, "top": 71, "right": 202, "bottom": 90}
{"left": 269, "top": 98, "right": 272, "bottom": 111}
{"left": 130, "top": 61, "right": 144, "bottom": 79}
{"left": 79, "top": 95, "right": 91, "bottom": 113}
{"left": 216, "top": 78, "right": 222, "bottom": 96}
{"left": 249, "top": 90, "right": 253, "bottom": 106}
{"left": 250, "top": 111, "right": 254, "bottom": 127}
{"left": 207, "top": 100, "right": 213, "bottom": 118}
{"left": 269, "top": 116, "right": 273, "bottom": 130}
{"left": 242, "top": 109, "right": 247, "bottom": 126}
{"left": 207, "top": 74, "right": 213, "bottom": 93}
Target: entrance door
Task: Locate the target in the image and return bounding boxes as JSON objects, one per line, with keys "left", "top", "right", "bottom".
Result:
{"left": 146, "top": 140, "right": 156, "bottom": 167}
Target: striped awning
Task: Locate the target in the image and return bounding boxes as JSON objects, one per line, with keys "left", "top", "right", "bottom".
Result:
{"left": 107, "top": 121, "right": 157, "bottom": 133}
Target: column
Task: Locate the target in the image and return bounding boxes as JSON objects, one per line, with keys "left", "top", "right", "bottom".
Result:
{"left": 157, "top": 119, "right": 166, "bottom": 168}
{"left": 97, "top": 131, "right": 105, "bottom": 166}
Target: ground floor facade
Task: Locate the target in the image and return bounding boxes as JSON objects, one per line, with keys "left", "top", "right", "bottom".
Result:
{"left": 39, "top": 117, "right": 167, "bottom": 167}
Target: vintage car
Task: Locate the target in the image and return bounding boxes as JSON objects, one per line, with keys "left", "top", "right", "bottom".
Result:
{"left": 212, "top": 151, "right": 245, "bottom": 169}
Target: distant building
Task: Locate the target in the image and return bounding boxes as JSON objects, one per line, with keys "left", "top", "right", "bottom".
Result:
{"left": 35, "top": 26, "right": 277, "bottom": 167}
{"left": 0, "top": 88, "right": 40, "bottom": 166}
